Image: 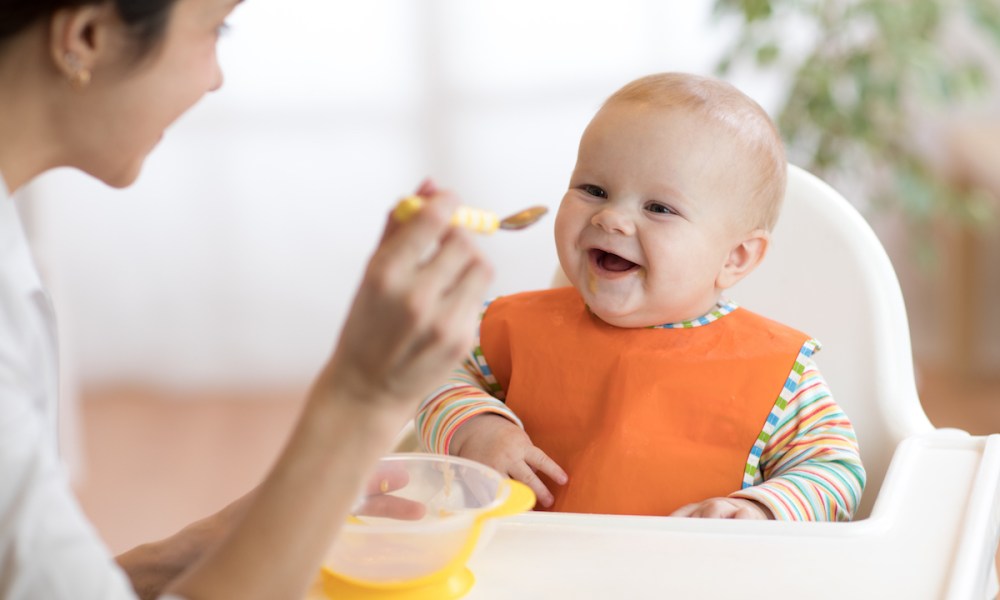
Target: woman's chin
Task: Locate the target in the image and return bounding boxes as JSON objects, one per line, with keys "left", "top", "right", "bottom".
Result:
{"left": 95, "top": 160, "right": 146, "bottom": 189}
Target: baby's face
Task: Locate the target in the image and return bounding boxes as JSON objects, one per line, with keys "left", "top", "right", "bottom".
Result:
{"left": 554, "top": 101, "right": 755, "bottom": 327}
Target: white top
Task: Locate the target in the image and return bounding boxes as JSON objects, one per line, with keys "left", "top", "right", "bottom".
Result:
{"left": 0, "top": 174, "right": 140, "bottom": 599}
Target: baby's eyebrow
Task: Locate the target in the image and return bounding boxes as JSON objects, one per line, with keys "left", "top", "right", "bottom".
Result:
{"left": 647, "top": 183, "right": 689, "bottom": 206}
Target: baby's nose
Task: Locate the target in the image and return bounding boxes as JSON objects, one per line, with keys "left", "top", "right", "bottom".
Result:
{"left": 591, "top": 206, "right": 635, "bottom": 235}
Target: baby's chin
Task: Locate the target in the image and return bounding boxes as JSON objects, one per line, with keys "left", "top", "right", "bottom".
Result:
{"left": 584, "top": 301, "right": 665, "bottom": 329}
{"left": 585, "top": 295, "right": 709, "bottom": 328}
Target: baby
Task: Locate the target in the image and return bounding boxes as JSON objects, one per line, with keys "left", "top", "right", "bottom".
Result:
{"left": 417, "top": 73, "right": 866, "bottom": 520}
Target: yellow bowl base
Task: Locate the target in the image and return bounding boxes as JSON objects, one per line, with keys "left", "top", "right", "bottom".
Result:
{"left": 321, "top": 567, "right": 475, "bottom": 600}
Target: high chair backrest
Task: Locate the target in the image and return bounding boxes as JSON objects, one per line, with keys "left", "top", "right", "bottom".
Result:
{"left": 727, "top": 164, "right": 934, "bottom": 518}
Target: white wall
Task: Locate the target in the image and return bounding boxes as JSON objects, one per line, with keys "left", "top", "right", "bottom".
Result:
{"left": 22, "top": 0, "right": 784, "bottom": 390}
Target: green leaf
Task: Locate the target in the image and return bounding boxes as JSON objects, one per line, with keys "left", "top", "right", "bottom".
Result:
{"left": 710, "top": 0, "right": 1000, "bottom": 232}
{"left": 967, "top": 0, "right": 1000, "bottom": 45}
{"left": 743, "top": 0, "right": 774, "bottom": 22}
{"left": 755, "top": 43, "right": 781, "bottom": 65}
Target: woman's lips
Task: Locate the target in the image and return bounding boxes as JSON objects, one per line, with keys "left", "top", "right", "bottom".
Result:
{"left": 588, "top": 248, "right": 639, "bottom": 276}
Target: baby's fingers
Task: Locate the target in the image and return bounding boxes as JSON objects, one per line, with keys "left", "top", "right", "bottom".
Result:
{"left": 524, "top": 446, "right": 568, "bottom": 486}
{"left": 509, "top": 461, "right": 555, "bottom": 509}
{"left": 670, "top": 502, "right": 704, "bottom": 518}
{"left": 671, "top": 498, "right": 767, "bottom": 519}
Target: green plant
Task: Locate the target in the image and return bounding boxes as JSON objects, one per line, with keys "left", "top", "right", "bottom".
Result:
{"left": 714, "top": 0, "right": 1000, "bottom": 226}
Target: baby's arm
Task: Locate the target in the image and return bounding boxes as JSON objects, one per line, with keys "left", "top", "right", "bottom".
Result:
{"left": 729, "top": 359, "right": 866, "bottom": 520}
{"left": 672, "top": 358, "right": 866, "bottom": 521}
{"left": 416, "top": 352, "right": 567, "bottom": 507}
{"left": 415, "top": 354, "right": 521, "bottom": 454}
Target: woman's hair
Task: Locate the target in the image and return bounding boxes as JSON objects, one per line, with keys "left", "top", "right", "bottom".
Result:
{"left": 0, "top": 0, "right": 179, "bottom": 57}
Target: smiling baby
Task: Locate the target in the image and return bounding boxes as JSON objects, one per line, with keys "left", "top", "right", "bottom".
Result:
{"left": 416, "top": 72, "right": 866, "bottom": 522}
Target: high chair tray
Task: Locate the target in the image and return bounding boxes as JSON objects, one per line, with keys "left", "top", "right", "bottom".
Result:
{"left": 308, "top": 432, "right": 1000, "bottom": 600}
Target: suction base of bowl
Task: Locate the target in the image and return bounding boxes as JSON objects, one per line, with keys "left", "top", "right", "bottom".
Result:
{"left": 321, "top": 567, "right": 475, "bottom": 600}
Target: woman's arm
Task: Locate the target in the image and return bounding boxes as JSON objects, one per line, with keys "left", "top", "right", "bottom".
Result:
{"left": 115, "top": 492, "right": 252, "bottom": 600}
{"left": 157, "top": 186, "right": 493, "bottom": 600}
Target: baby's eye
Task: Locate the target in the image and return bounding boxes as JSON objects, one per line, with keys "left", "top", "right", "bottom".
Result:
{"left": 580, "top": 184, "right": 607, "bottom": 199}
{"left": 645, "top": 202, "right": 677, "bottom": 215}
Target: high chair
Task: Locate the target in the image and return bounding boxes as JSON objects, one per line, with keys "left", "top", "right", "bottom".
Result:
{"left": 388, "top": 165, "right": 1000, "bottom": 599}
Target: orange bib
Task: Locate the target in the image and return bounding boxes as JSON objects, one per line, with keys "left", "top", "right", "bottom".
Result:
{"left": 479, "top": 287, "right": 812, "bottom": 515}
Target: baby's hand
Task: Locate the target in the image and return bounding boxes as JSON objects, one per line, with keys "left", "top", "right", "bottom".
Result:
{"left": 450, "top": 413, "right": 568, "bottom": 508}
{"left": 671, "top": 497, "right": 774, "bottom": 520}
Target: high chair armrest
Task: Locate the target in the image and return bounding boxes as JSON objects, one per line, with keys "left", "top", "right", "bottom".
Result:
{"left": 449, "top": 432, "right": 1000, "bottom": 599}
{"left": 391, "top": 419, "right": 420, "bottom": 453}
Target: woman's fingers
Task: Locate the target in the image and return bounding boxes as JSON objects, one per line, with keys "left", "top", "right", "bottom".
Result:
{"left": 378, "top": 190, "right": 459, "bottom": 270}
{"left": 376, "top": 191, "right": 492, "bottom": 376}
{"left": 377, "top": 179, "right": 444, "bottom": 246}
{"left": 414, "top": 178, "right": 438, "bottom": 198}
{"left": 322, "top": 185, "right": 491, "bottom": 409}
{"left": 363, "top": 464, "right": 410, "bottom": 495}
{"left": 405, "top": 231, "right": 491, "bottom": 359}
{"left": 422, "top": 227, "right": 483, "bottom": 291}
{"left": 355, "top": 494, "right": 427, "bottom": 521}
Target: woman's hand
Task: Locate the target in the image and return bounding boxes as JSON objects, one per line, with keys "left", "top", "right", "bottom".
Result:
{"left": 353, "top": 463, "right": 426, "bottom": 520}
{"left": 318, "top": 180, "right": 494, "bottom": 415}
{"left": 163, "top": 183, "right": 492, "bottom": 600}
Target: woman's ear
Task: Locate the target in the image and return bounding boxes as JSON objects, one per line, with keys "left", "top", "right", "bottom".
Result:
{"left": 48, "top": 4, "right": 117, "bottom": 87}
{"left": 715, "top": 229, "right": 770, "bottom": 290}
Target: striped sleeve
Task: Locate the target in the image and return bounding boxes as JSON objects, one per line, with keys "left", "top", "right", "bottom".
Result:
{"left": 415, "top": 303, "right": 522, "bottom": 455}
{"left": 729, "top": 357, "right": 867, "bottom": 521}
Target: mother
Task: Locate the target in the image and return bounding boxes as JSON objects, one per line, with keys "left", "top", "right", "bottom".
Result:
{"left": 0, "top": 1, "right": 492, "bottom": 598}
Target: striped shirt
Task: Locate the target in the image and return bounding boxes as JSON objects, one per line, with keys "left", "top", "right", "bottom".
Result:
{"left": 416, "top": 300, "right": 866, "bottom": 521}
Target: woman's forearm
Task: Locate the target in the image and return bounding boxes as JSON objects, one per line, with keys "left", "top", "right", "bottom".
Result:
{"left": 158, "top": 188, "right": 491, "bottom": 599}
{"left": 116, "top": 491, "right": 254, "bottom": 600}
{"left": 161, "top": 377, "right": 411, "bottom": 600}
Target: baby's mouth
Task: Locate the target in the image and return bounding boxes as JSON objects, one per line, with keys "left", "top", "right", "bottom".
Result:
{"left": 589, "top": 248, "right": 639, "bottom": 273}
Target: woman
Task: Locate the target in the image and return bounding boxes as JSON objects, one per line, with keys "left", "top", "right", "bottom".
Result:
{"left": 0, "top": 1, "right": 493, "bottom": 598}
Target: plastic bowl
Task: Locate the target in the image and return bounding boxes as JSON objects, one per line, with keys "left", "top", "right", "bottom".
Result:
{"left": 322, "top": 453, "right": 534, "bottom": 588}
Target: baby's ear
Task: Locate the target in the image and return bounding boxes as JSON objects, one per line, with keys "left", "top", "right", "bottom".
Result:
{"left": 716, "top": 229, "right": 770, "bottom": 290}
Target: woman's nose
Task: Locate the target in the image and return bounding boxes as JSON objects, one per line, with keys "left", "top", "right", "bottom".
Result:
{"left": 591, "top": 205, "right": 635, "bottom": 235}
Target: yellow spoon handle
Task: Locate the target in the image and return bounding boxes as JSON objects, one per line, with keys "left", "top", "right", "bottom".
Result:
{"left": 394, "top": 195, "right": 500, "bottom": 234}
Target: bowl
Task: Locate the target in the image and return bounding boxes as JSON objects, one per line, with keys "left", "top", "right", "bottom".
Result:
{"left": 320, "top": 453, "right": 535, "bottom": 599}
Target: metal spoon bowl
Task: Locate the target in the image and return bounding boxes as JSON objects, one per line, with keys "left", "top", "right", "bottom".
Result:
{"left": 499, "top": 205, "right": 549, "bottom": 230}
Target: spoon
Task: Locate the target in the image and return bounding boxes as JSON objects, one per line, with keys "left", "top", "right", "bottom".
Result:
{"left": 393, "top": 195, "right": 548, "bottom": 234}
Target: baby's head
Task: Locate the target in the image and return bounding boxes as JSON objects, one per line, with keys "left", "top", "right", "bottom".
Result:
{"left": 554, "top": 72, "right": 786, "bottom": 328}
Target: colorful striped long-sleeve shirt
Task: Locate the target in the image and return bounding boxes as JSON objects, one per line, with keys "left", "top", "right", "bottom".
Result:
{"left": 416, "top": 300, "right": 867, "bottom": 522}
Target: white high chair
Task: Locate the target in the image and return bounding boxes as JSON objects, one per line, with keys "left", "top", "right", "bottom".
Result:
{"left": 389, "top": 165, "right": 1000, "bottom": 599}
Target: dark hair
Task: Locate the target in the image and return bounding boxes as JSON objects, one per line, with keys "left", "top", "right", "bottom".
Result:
{"left": 0, "top": 0, "right": 179, "bottom": 57}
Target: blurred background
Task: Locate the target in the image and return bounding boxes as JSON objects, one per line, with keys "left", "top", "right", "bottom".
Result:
{"left": 13, "top": 0, "right": 1000, "bottom": 552}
